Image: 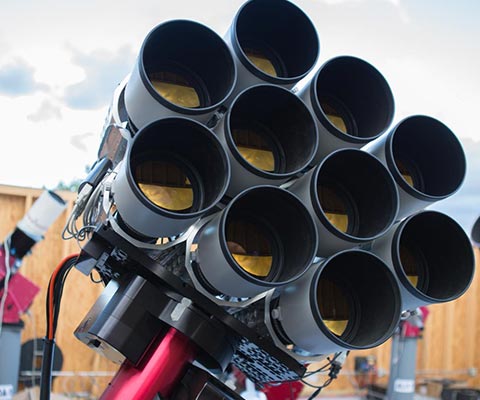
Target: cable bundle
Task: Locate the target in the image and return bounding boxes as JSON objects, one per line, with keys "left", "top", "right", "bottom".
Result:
{"left": 40, "top": 253, "right": 79, "bottom": 400}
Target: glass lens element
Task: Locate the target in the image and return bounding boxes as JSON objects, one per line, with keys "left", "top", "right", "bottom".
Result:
{"left": 395, "top": 159, "right": 415, "bottom": 187}
{"left": 149, "top": 71, "right": 200, "bottom": 108}
{"left": 399, "top": 243, "right": 420, "bottom": 288}
{"left": 317, "top": 184, "right": 349, "bottom": 233}
{"left": 226, "top": 219, "right": 273, "bottom": 278}
{"left": 320, "top": 100, "right": 348, "bottom": 134}
{"left": 135, "top": 160, "right": 194, "bottom": 212}
{"left": 232, "top": 127, "right": 275, "bottom": 172}
{"left": 317, "top": 278, "right": 350, "bottom": 337}
{"left": 245, "top": 48, "right": 278, "bottom": 77}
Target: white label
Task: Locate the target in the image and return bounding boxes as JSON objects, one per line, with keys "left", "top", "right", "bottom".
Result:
{"left": 0, "top": 385, "right": 13, "bottom": 400}
{"left": 394, "top": 379, "right": 415, "bottom": 393}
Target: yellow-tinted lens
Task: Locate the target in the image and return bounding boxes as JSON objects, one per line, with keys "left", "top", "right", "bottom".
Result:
{"left": 149, "top": 71, "right": 200, "bottom": 108}
{"left": 226, "top": 220, "right": 273, "bottom": 278}
{"left": 232, "top": 128, "right": 275, "bottom": 172}
{"left": 320, "top": 100, "right": 348, "bottom": 134}
{"left": 317, "top": 184, "right": 349, "bottom": 233}
{"left": 135, "top": 160, "right": 193, "bottom": 211}
{"left": 245, "top": 49, "right": 277, "bottom": 77}
{"left": 318, "top": 278, "right": 349, "bottom": 337}
{"left": 395, "top": 159, "right": 415, "bottom": 187}
{"left": 399, "top": 243, "right": 419, "bottom": 288}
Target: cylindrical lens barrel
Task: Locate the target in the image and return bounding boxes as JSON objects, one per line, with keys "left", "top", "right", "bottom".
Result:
{"left": 366, "top": 115, "right": 466, "bottom": 219}
{"left": 112, "top": 117, "right": 230, "bottom": 238}
{"left": 275, "top": 250, "right": 401, "bottom": 355}
{"left": 125, "top": 20, "right": 237, "bottom": 130}
{"left": 298, "top": 56, "right": 394, "bottom": 164}
{"left": 8, "top": 190, "right": 66, "bottom": 259}
{"left": 471, "top": 216, "right": 480, "bottom": 248}
{"left": 215, "top": 84, "right": 318, "bottom": 197}
{"left": 225, "top": 0, "right": 319, "bottom": 95}
{"left": 289, "top": 148, "right": 398, "bottom": 256}
{"left": 371, "top": 210, "right": 475, "bottom": 311}
{"left": 195, "top": 186, "right": 318, "bottom": 298}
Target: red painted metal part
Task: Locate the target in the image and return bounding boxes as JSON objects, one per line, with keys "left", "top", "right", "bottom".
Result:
{"left": 0, "top": 246, "right": 40, "bottom": 324}
{"left": 100, "top": 327, "right": 197, "bottom": 400}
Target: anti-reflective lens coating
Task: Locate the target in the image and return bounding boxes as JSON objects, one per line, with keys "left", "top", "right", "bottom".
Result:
{"left": 135, "top": 160, "right": 194, "bottom": 212}
{"left": 391, "top": 116, "right": 466, "bottom": 198}
{"left": 149, "top": 70, "right": 201, "bottom": 108}
{"left": 234, "top": 0, "right": 319, "bottom": 80}
{"left": 244, "top": 46, "right": 279, "bottom": 77}
{"left": 226, "top": 219, "right": 273, "bottom": 278}
{"left": 399, "top": 242, "right": 424, "bottom": 289}
{"left": 319, "top": 96, "right": 353, "bottom": 135}
{"left": 232, "top": 123, "right": 277, "bottom": 172}
{"left": 141, "top": 21, "right": 236, "bottom": 109}
{"left": 228, "top": 85, "right": 317, "bottom": 176}
{"left": 394, "top": 159, "right": 419, "bottom": 189}
{"left": 317, "top": 182, "right": 355, "bottom": 234}
{"left": 396, "top": 212, "right": 474, "bottom": 301}
{"left": 128, "top": 118, "right": 229, "bottom": 215}
{"left": 315, "top": 251, "right": 400, "bottom": 348}
{"left": 317, "top": 278, "right": 350, "bottom": 336}
{"left": 314, "top": 149, "right": 397, "bottom": 240}
{"left": 314, "top": 57, "right": 394, "bottom": 139}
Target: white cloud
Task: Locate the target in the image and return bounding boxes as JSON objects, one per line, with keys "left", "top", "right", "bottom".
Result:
{"left": 27, "top": 99, "right": 62, "bottom": 122}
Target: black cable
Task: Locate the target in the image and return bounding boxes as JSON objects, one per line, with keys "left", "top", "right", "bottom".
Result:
{"left": 303, "top": 352, "right": 347, "bottom": 400}
{"left": 303, "top": 352, "right": 341, "bottom": 377}
{"left": 39, "top": 338, "right": 56, "bottom": 400}
{"left": 41, "top": 254, "right": 78, "bottom": 400}
{"left": 52, "top": 258, "right": 76, "bottom": 334}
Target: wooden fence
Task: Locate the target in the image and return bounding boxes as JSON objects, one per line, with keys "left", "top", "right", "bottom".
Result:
{"left": 0, "top": 183, "right": 478, "bottom": 397}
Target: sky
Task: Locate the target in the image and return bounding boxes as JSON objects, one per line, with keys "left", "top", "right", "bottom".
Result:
{"left": 0, "top": 0, "right": 479, "bottom": 233}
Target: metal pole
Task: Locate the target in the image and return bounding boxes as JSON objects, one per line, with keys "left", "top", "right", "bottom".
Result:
{"left": 386, "top": 330, "right": 418, "bottom": 400}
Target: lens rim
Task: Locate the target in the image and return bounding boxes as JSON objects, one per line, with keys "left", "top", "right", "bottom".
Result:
{"left": 385, "top": 115, "right": 467, "bottom": 201}
{"left": 138, "top": 20, "right": 237, "bottom": 115}
{"left": 316, "top": 276, "right": 358, "bottom": 340}
{"left": 224, "top": 84, "right": 318, "bottom": 179}
{"left": 310, "top": 56, "right": 394, "bottom": 143}
{"left": 124, "top": 117, "right": 230, "bottom": 220}
{"left": 148, "top": 64, "right": 211, "bottom": 108}
{"left": 309, "top": 250, "right": 401, "bottom": 350}
{"left": 391, "top": 210, "right": 475, "bottom": 303}
{"left": 218, "top": 186, "right": 317, "bottom": 287}
{"left": 316, "top": 180, "right": 360, "bottom": 236}
{"left": 231, "top": 120, "right": 286, "bottom": 174}
{"left": 230, "top": 0, "right": 319, "bottom": 85}
{"left": 133, "top": 154, "right": 203, "bottom": 214}
{"left": 310, "top": 149, "right": 399, "bottom": 243}
{"left": 471, "top": 216, "right": 480, "bottom": 248}
{"left": 224, "top": 215, "right": 282, "bottom": 283}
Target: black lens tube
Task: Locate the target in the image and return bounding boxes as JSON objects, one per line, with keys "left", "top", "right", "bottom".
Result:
{"left": 366, "top": 115, "right": 466, "bottom": 219}
{"left": 289, "top": 148, "right": 399, "bottom": 256}
{"left": 371, "top": 211, "right": 475, "bottom": 311}
{"left": 215, "top": 84, "right": 318, "bottom": 197}
{"left": 125, "top": 20, "right": 237, "bottom": 130}
{"left": 112, "top": 117, "right": 230, "bottom": 238}
{"left": 297, "top": 56, "right": 394, "bottom": 165}
{"left": 276, "top": 250, "right": 401, "bottom": 355}
{"left": 225, "top": 0, "right": 319, "bottom": 96}
{"left": 195, "top": 186, "right": 318, "bottom": 298}
{"left": 471, "top": 216, "right": 480, "bottom": 248}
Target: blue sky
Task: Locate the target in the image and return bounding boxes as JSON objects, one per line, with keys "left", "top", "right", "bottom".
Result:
{"left": 0, "top": 0, "right": 479, "bottom": 233}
